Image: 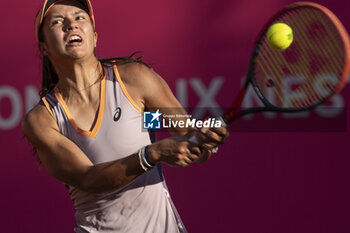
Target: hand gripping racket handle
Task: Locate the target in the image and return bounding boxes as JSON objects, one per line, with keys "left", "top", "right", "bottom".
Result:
{"left": 187, "top": 116, "right": 227, "bottom": 153}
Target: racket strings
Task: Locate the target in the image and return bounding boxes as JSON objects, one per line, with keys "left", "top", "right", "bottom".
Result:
{"left": 290, "top": 9, "right": 341, "bottom": 104}
{"left": 279, "top": 9, "right": 340, "bottom": 106}
{"left": 257, "top": 47, "right": 285, "bottom": 104}
{"left": 283, "top": 11, "right": 325, "bottom": 104}
{"left": 261, "top": 33, "right": 316, "bottom": 107}
{"left": 295, "top": 9, "right": 343, "bottom": 100}
{"left": 254, "top": 6, "right": 345, "bottom": 109}
{"left": 298, "top": 9, "right": 344, "bottom": 79}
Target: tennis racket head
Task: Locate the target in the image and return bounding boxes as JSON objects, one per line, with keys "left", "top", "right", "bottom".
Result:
{"left": 224, "top": 2, "right": 350, "bottom": 124}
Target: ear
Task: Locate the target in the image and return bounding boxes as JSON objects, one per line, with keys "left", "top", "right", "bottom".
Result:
{"left": 39, "top": 42, "right": 49, "bottom": 57}
{"left": 94, "top": 32, "right": 98, "bottom": 48}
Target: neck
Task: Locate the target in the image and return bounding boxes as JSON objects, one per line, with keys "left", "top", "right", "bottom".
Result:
{"left": 53, "top": 56, "right": 103, "bottom": 100}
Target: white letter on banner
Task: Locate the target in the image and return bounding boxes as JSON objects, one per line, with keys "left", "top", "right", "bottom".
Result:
{"left": 25, "top": 86, "right": 39, "bottom": 113}
{"left": 313, "top": 74, "right": 344, "bottom": 118}
{"left": 282, "top": 75, "right": 308, "bottom": 118}
{"left": 315, "top": 94, "right": 344, "bottom": 118}
{"left": 176, "top": 79, "right": 187, "bottom": 108}
{"left": 0, "top": 86, "right": 22, "bottom": 130}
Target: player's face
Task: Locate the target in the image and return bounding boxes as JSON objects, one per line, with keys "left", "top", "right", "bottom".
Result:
{"left": 40, "top": 2, "right": 97, "bottom": 62}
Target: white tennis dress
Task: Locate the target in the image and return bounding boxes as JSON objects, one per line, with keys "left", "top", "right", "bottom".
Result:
{"left": 42, "top": 63, "right": 187, "bottom": 233}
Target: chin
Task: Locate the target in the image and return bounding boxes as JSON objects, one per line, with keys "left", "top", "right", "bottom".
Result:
{"left": 65, "top": 46, "right": 93, "bottom": 58}
{"left": 66, "top": 51, "right": 92, "bottom": 60}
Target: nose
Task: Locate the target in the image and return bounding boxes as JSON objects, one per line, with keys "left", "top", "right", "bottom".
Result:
{"left": 63, "top": 18, "right": 78, "bottom": 32}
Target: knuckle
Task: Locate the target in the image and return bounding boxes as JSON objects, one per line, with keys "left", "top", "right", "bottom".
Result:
{"left": 179, "top": 146, "right": 190, "bottom": 154}
{"left": 177, "top": 147, "right": 185, "bottom": 153}
{"left": 192, "top": 148, "right": 200, "bottom": 155}
{"left": 179, "top": 161, "right": 188, "bottom": 167}
{"left": 175, "top": 153, "right": 182, "bottom": 160}
{"left": 206, "top": 130, "right": 214, "bottom": 137}
{"left": 176, "top": 153, "right": 187, "bottom": 161}
{"left": 200, "top": 144, "right": 210, "bottom": 151}
{"left": 179, "top": 141, "right": 188, "bottom": 148}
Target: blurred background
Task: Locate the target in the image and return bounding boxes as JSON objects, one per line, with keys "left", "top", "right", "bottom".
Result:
{"left": 1, "top": 0, "right": 349, "bottom": 232}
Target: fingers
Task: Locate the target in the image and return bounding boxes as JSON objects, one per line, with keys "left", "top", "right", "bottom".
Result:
{"left": 201, "top": 127, "right": 229, "bottom": 144}
{"left": 177, "top": 142, "right": 200, "bottom": 166}
{"left": 206, "top": 126, "right": 227, "bottom": 135}
{"left": 173, "top": 152, "right": 198, "bottom": 167}
{"left": 188, "top": 125, "right": 230, "bottom": 158}
{"left": 188, "top": 126, "right": 228, "bottom": 152}
{"left": 157, "top": 140, "right": 200, "bottom": 167}
{"left": 154, "top": 126, "right": 229, "bottom": 168}
{"left": 195, "top": 150, "right": 212, "bottom": 163}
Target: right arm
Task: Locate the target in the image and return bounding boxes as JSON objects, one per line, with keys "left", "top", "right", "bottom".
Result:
{"left": 22, "top": 103, "right": 201, "bottom": 194}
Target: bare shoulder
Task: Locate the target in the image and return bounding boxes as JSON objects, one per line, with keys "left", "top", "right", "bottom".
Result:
{"left": 22, "top": 102, "right": 58, "bottom": 141}
{"left": 23, "top": 103, "right": 52, "bottom": 127}
{"left": 117, "top": 62, "right": 161, "bottom": 87}
{"left": 116, "top": 62, "right": 173, "bottom": 108}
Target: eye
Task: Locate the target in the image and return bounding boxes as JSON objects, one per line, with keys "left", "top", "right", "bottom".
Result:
{"left": 51, "top": 19, "right": 63, "bottom": 25}
{"left": 76, "top": 16, "right": 85, "bottom": 20}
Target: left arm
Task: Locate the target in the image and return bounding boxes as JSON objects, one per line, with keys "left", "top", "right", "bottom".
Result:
{"left": 118, "top": 62, "right": 228, "bottom": 159}
{"left": 118, "top": 62, "right": 192, "bottom": 136}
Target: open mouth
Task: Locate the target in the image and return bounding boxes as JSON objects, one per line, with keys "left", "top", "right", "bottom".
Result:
{"left": 67, "top": 35, "right": 82, "bottom": 45}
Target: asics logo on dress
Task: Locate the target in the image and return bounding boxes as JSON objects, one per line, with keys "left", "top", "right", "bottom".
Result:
{"left": 113, "top": 107, "right": 122, "bottom": 122}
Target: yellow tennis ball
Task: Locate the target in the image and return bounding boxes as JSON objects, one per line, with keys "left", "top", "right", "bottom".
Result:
{"left": 267, "top": 23, "right": 293, "bottom": 50}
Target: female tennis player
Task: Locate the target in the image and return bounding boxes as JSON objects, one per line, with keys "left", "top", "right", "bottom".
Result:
{"left": 22, "top": 0, "right": 228, "bottom": 232}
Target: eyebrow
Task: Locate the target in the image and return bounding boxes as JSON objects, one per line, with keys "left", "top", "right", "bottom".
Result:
{"left": 51, "top": 14, "right": 64, "bottom": 19}
{"left": 48, "top": 10, "right": 86, "bottom": 19}
{"left": 74, "top": 10, "right": 86, "bottom": 15}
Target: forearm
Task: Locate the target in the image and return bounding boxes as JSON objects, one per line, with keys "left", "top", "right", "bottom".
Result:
{"left": 82, "top": 151, "right": 145, "bottom": 194}
{"left": 81, "top": 133, "right": 207, "bottom": 193}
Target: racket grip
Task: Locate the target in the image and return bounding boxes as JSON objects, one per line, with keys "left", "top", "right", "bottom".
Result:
{"left": 188, "top": 135, "right": 199, "bottom": 145}
{"left": 216, "top": 116, "right": 227, "bottom": 127}
{"left": 188, "top": 134, "right": 219, "bottom": 153}
{"left": 187, "top": 116, "right": 226, "bottom": 153}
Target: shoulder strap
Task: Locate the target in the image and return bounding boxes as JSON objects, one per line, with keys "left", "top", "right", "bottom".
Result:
{"left": 42, "top": 90, "right": 58, "bottom": 121}
{"left": 112, "top": 64, "right": 143, "bottom": 113}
